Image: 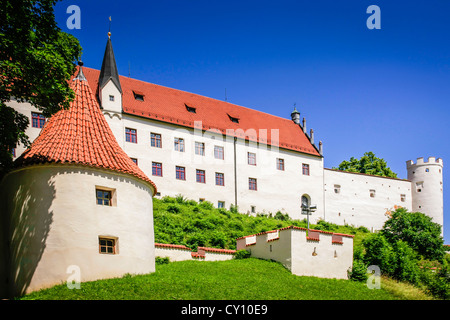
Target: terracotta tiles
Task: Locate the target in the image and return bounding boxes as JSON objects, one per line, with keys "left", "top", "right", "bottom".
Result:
{"left": 15, "top": 75, "right": 157, "bottom": 194}
{"left": 82, "top": 67, "right": 321, "bottom": 157}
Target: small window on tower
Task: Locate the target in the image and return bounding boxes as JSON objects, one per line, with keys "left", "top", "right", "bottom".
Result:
{"left": 99, "top": 236, "right": 118, "bottom": 254}
{"left": 416, "top": 182, "right": 423, "bottom": 192}
{"left": 400, "top": 194, "right": 406, "bottom": 202}
{"left": 369, "top": 189, "right": 376, "bottom": 198}
{"left": 109, "top": 95, "right": 115, "bottom": 101}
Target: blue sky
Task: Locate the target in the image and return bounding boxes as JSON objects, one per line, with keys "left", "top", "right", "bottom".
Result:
{"left": 54, "top": 0, "right": 450, "bottom": 242}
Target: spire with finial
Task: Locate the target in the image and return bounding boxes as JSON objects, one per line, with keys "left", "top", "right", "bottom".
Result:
{"left": 98, "top": 19, "right": 122, "bottom": 93}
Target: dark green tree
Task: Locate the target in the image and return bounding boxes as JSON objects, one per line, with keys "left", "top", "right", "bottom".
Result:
{"left": 0, "top": 0, "right": 82, "bottom": 177}
{"left": 333, "top": 151, "right": 398, "bottom": 178}
{"left": 381, "top": 207, "right": 445, "bottom": 262}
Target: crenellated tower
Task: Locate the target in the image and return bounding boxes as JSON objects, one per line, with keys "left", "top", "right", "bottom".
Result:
{"left": 406, "top": 157, "right": 444, "bottom": 228}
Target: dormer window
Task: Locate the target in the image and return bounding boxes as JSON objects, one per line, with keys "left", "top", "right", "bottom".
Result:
{"left": 227, "top": 114, "right": 239, "bottom": 123}
{"left": 185, "top": 104, "right": 196, "bottom": 113}
{"left": 133, "top": 91, "right": 144, "bottom": 101}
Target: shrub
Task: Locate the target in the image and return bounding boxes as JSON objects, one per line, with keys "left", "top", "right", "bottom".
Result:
{"left": 199, "top": 201, "right": 214, "bottom": 210}
{"left": 362, "top": 233, "right": 396, "bottom": 276}
{"left": 167, "top": 204, "right": 181, "bottom": 213}
{"left": 155, "top": 256, "right": 170, "bottom": 265}
{"left": 348, "top": 259, "right": 368, "bottom": 282}
{"left": 315, "top": 219, "right": 338, "bottom": 231}
{"left": 234, "top": 250, "right": 251, "bottom": 259}
{"left": 274, "top": 211, "right": 289, "bottom": 221}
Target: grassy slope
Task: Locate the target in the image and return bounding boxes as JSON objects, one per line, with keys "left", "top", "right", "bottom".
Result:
{"left": 20, "top": 196, "right": 436, "bottom": 300}
{"left": 153, "top": 196, "right": 370, "bottom": 251}
{"left": 22, "top": 258, "right": 409, "bottom": 300}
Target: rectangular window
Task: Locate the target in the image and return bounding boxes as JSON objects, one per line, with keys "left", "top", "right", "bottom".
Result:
{"left": 218, "top": 201, "right": 225, "bottom": 208}
{"left": 96, "top": 189, "right": 112, "bottom": 206}
{"left": 125, "top": 128, "right": 137, "bottom": 143}
{"left": 176, "top": 166, "right": 186, "bottom": 180}
{"left": 302, "top": 163, "right": 310, "bottom": 176}
{"left": 152, "top": 162, "right": 163, "bottom": 177}
{"left": 214, "top": 146, "right": 224, "bottom": 160}
{"left": 99, "top": 237, "right": 117, "bottom": 254}
{"left": 248, "top": 152, "right": 256, "bottom": 166}
{"left": 195, "top": 142, "right": 205, "bottom": 156}
{"left": 370, "top": 189, "right": 376, "bottom": 198}
{"left": 151, "top": 133, "right": 162, "bottom": 148}
{"left": 249, "top": 178, "right": 257, "bottom": 191}
{"left": 31, "top": 112, "right": 45, "bottom": 128}
{"left": 215, "top": 172, "right": 224, "bottom": 186}
{"left": 174, "top": 138, "right": 185, "bottom": 152}
{"left": 400, "top": 194, "right": 406, "bottom": 202}
{"left": 277, "top": 158, "right": 284, "bottom": 171}
{"left": 196, "top": 169, "right": 206, "bottom": 183}
{"left": 251, "top": 205, "right": 256, "bottom": 213}
{"left": 109, "top": 95, "right": 115, "bottom": 101}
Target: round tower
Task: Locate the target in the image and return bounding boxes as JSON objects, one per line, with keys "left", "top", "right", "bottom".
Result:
{"left": 406, "top": 157, "right": 444, "bottom": 227}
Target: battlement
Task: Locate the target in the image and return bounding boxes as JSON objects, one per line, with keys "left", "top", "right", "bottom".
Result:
{"left": 406, "top": 156, "right": 443, "bottom": 168}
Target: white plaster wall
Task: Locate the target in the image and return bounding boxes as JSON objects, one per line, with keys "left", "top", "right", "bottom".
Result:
{"left": 99, "top": 80, "right": 123, "bottom": 114}
{"left": 113, "top": 113, "right": 324, "bottom": 220}
{"left": 155, "top": 246, "right": 192, "bottom": 262}
{"left": 247, "top": 229, "right": 292, "bottom": 271}
{"left": 6, "top": 100, "right": 45, "bottom": 159}
{"left": 324, "top": 169, "right": 413, "bottom": 231}
{"left": 407, "top": 157, "right": 444, "bottom": 227}
{"left": 202, "top": 252, "right": 235, "bottom": 261}
{"left": 290, "top": 229, "right": 353, "bottom": 279}
{"left": 0, "top": 164, "right": 155, "bottom": 297}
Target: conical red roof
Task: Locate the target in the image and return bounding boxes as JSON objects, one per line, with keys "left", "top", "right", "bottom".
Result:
{"left": 15, "top": 70, "right": 157, "bottom": 193}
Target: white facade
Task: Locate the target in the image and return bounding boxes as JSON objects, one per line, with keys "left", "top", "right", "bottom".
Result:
{"left": 0, "top": 164, "right": 156, "bottom": 297}
{"left": 7, "top": 98, "right": 444, "bottom": 233}
{"left": 324, "top": 169, "right": 413, "bottom": 231}
{"left": 236, "top": 226, "right": 354, "bottom": 279}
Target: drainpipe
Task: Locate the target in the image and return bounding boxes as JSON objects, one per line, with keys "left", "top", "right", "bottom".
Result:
{"left": 234, "top": 136, "right": 238, "bottom": 209}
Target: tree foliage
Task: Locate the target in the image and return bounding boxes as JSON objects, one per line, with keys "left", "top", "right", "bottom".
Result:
{"left": 0, "top": 0, "right": 82, "bottom": 176}
{"left": 333, "top": 151, "right": 398, "bottom": 178}
{"left": 381, "top": 207, "right": 445, "bottom": 262}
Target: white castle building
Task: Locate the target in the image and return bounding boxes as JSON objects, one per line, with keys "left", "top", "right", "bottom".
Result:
{"left": 0, "top": 34, "right": 444, "bottom": 296}
{"left": 8, "top": 35, "right": 445, "bottom": 231}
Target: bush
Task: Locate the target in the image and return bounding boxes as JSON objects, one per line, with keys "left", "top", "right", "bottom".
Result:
{"left": 167, "top": 204, "right": 181, "bottom": 213}
{"left": 234, "top": 250, "right": 251, "bottom": 259}
{"left": 155, "top": 256, "right": 170, "bottom": 265}
{"left": 348, "top": 259, "right": 368, "bottom": 282}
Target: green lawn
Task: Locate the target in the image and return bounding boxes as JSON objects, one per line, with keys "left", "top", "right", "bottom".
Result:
{"left": 20, "top": 258, "right": 422, "bottom": 300}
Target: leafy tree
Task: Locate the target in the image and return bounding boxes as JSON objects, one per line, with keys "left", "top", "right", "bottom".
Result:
{"left": 333, "top": 151, "right": 398, "bottom": 178}
{"left": 0, "top": 0, "right": 82, "bottom": 177}
{"left": 381, "top": 207, "right": 445, "bottom": 262}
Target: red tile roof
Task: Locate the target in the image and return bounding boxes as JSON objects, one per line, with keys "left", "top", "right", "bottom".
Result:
{"left": 82, "top": 67, "right": 321, "bottom": 156}
{"left": 14, "top": 74, "right": 157, "bottom": 193}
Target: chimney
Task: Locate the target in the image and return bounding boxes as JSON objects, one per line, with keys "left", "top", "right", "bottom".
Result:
{"left": 319, "top": 141, "right": 323, "bottom": 155}
{"left": 302, "top": 118, "right": 306, "bottom": 133}
{"left": 310, "top": 129, "right": 314, "bottom": 145}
